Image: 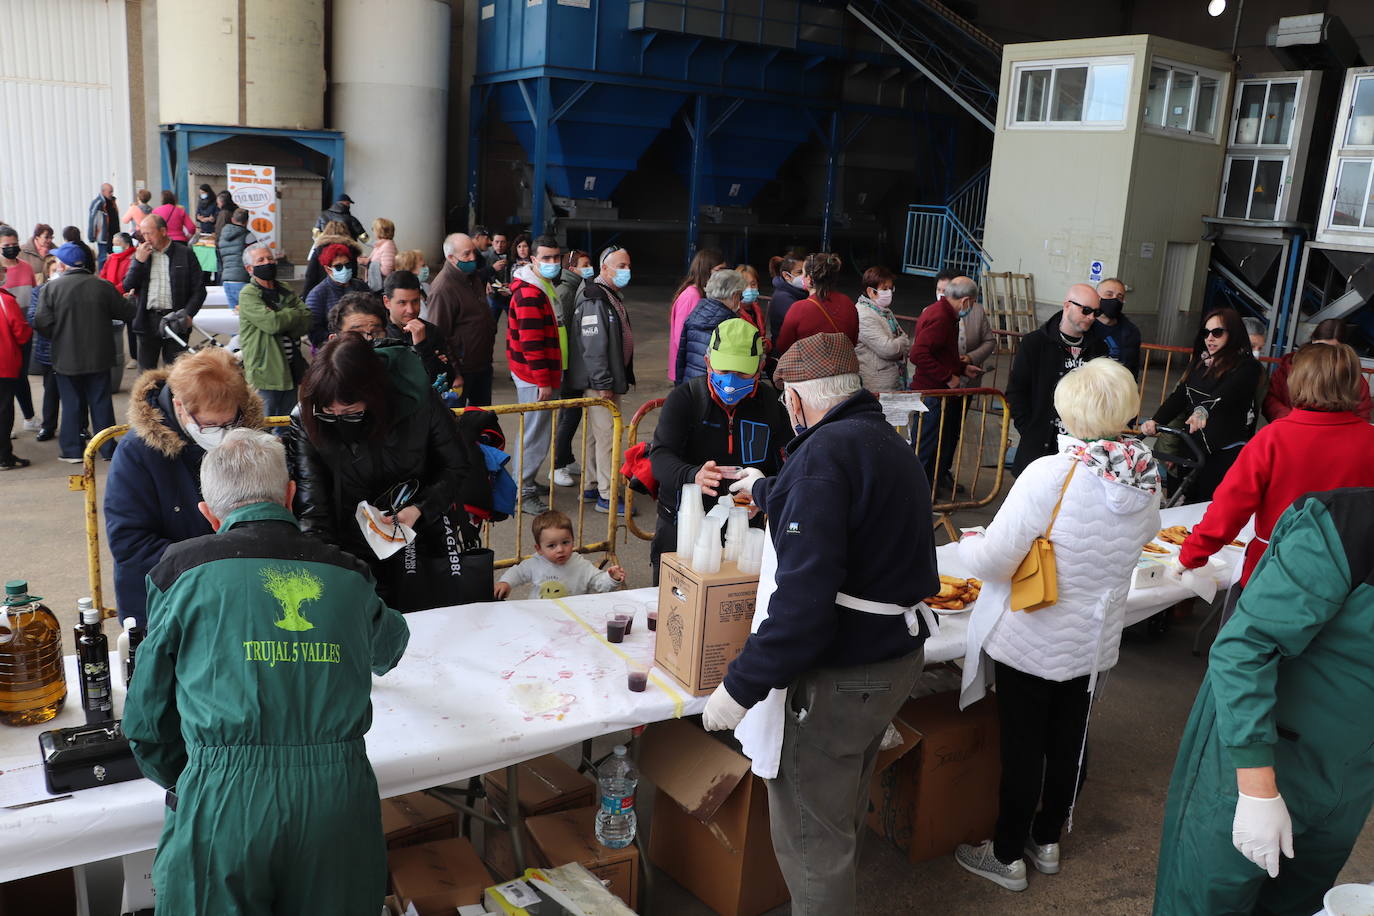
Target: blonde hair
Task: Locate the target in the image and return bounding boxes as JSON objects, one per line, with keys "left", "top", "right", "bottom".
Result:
{"left": 167, "top": 347, "right": 256, "bottom": 417}
{"left": 735, "top": 264, "right": 759, "bottom": 286}
{"left": 372, "top": 218, "right": 395, "bottom": 240}
{"left": 1289, "top": 342, "right": 1362, "bottom": 412}
{"left": 1053, "top": 357, "right": 1140, "bottom": 440}
{"left": 394, "top": 249, "right": 425, "bottom": 274}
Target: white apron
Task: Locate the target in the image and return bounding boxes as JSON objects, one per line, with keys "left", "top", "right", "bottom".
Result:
{"left": 734, "top": 526, "right": 938, "bottom": 778}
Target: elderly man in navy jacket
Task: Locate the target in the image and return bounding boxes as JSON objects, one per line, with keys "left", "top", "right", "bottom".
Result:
{"left": 703, "top": 332, "right": 939, "bottom": 915}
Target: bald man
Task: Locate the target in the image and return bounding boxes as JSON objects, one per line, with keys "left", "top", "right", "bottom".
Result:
{"left": 88, "top": 182, "right": 119, "bottom": 268}
{"left": 427, "top": 232, "right": 496, "bottom": 406}
{"left": 1005, "top": 283, "right": 1109, "bottom": 475}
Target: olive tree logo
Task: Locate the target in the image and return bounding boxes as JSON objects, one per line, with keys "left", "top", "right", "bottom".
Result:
{"left": 261, "top": 568, "right": 322, "bottom": 632}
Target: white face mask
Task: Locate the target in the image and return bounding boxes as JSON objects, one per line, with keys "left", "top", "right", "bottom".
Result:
{"left": 183, "top": 416, "right": 229, "bottom": 450}
{"left": 789, "top": 274, "right": 808, "bottom": 291}
{"left": 874, "top": 289, "right": 893, "bottom": 307}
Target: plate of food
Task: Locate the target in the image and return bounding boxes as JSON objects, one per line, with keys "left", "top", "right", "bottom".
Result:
{"left": 927, "top": 575, "right": 981, "bottom": 615}
{"left": 1141, "top": 542, "right": 1170, "bottom": 556}
{"left": 1157, "top": 525, "right": 1190, "bottom": 546}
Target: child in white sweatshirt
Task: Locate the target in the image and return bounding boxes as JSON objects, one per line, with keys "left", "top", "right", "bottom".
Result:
{"left": 494, "top": 510, "right": 626, "bottom": 599}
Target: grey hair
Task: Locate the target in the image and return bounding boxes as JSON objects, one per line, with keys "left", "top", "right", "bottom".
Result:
{"left": 242, "top": 244, "right": 273, "bottom": 269}
{"left": 785, "top": 373, "right": 863, "bottom": 412}
{"left": 705, "top": 268, "right": 748, "bottom": 302}
{"left": 946, "top": 276, "right": 979, "bottom": 301}
{"left": 200, "top": 429, "right": 290, "bottom": 519}
{"left": 1242, "top": 317, "right": 1265, "bottom": 338}
{"left": 442, "top": 233, "right": 467, "bottom": 258}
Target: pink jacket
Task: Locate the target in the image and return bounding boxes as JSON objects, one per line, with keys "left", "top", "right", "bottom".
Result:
{"left": 371, "top": 239, "right": 397, "bottom": 278}
{"left": 667, "top": 285, "right": 702, "bottom": 383}
{"left": 152, "top": 204, "right": 197, "bottom": 242}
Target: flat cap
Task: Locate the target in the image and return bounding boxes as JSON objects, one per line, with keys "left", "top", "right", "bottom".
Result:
{"left": 773, "top": 332, "right": 860, "bottom": 384}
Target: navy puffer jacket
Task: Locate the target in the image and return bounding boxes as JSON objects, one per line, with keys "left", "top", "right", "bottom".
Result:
{"left": 675, "top": 297, "right": 736, "bottom": 382}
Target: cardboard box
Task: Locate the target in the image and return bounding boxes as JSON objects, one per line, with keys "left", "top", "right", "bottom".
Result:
{"left": 640, "top": 719, "right": 789, "bottom": 916}
{"left": 524, "top": 806, "right": 640, "bottom": 910}
{"left": 383, "top": 791, "right": 464, "bottom": 849}
{"left": 655, "top": 553, "right": 759, "bottom": 695}
{"left": 388, "top": 837, "right": 493, "bottom": 914}
{"left": 481, "top": 754, "right": 595, "bottom": 878}
{"left": 868, "top": 691, "right": 1001, "bottom": 863}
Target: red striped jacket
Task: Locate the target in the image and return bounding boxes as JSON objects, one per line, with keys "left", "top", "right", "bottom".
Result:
{"left": 505, "top": 274, "right": 562, "bottom": 388}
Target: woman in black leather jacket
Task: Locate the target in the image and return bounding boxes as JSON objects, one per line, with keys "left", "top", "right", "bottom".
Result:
{"left": 1142, "top": 307, "right": 1260, "bottom": 502}
{"left": 289, "top": 334, "right": 468, "bottom": 588}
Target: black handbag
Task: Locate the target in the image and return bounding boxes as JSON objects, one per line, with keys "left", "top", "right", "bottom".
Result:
{"left": 379, "top": 510, "right": 493, "bottom": 612}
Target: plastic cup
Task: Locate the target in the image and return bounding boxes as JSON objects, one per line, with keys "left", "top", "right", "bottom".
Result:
{"left": 647, "top": 609, "right": 658, "bottom": 632}
{"left": 1323, "top": 884, "right": 1374, "bottom": 916}
{"left": 626, "top": 659, "right": 650, "bottom": 693}
{"left": 615, "top": 611, "right": 633, "bottom": 636}
{"left": 606, "top": 615, "right": 627, "bottom": 644}
{"left": 716, "top": 465, "right": 741, "bottom": 480}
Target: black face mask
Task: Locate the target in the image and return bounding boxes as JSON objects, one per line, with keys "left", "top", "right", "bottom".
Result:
{"left": 332, "top": 422, "right": 367, "bottom": 444}
{"left": 252, "top": 263, "right": 278, "bottom": 283}
{"left": 0, "top": 246, "right": 18, "bottom": 260}
{"left": 1098, "top": 297, "right": 1123, "bottom": 320}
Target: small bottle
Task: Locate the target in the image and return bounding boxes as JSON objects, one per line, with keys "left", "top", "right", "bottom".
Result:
{"left": 594, "top": 745, "right": 639, "bottom": 849}
{"left": 0, "top": 581, "right": 67, "bottom": 726}
{"left": 75, "top": 599, "right": 114, "bottom": 724}
{"left": 120, "top": 617, "right": 144, "bottom": 686}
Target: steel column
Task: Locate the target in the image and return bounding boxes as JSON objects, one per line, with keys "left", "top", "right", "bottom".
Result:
{"left": 686, "top": 93, "right": 707, "bottom": 266}
{"left": 467, "top": 85, "right": 490, "bottom": 228}
{"left": 821, "top": 109, "right": 840, "bottom": 252}
{"left": 531, "top": 77, "right": 552, "bottom": 235}
{"left": 174, "top": 130, "right": 192, "bottom": 206}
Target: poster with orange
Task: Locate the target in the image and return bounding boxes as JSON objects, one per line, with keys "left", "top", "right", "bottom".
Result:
{"left": 226, "top": 163, "right": 278, "bottom": 252}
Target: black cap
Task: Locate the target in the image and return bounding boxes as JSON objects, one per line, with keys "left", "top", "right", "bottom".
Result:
{"left": 473, "top": 225, "right": 491, "bottom": 237}
{"left": 339, "top": 194, "right": 354, "bottom": 204}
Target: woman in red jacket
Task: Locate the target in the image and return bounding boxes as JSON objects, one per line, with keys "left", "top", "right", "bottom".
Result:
{"left": 1263, "top": 318, "right": 1372, "bottom": 422}
{"left": 0, "top": 285, "right": 33, "bottom": 469}
{"left": 772, "top": 252, "right": 858, "bottom": 358}
{"left": 1181, "top": 341, "right": 1374, "bottom": 586}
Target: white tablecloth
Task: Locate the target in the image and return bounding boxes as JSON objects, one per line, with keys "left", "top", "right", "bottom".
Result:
{"left": 0, "top": 589, "right": 701, "bottom": 882}
{"left": 922, "top": 501, "right": 1242, "bottom": 664}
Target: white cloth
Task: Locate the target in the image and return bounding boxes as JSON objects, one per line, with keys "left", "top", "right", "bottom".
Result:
{"left": 958, "top": 449, "right": 1160, "bottom": 709}
{"left": 734, "top": 527, "right": 787, "bottom": 778}
{"left": 498, "top": 553, "right": 619, "bottom": 598}
{"left": 355, "top": 500, "right": 416, "bottom": 559}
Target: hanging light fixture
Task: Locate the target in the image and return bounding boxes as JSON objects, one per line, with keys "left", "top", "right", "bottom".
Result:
{"left": 1207, "top": 0, "right": 1226, "bottom": 16}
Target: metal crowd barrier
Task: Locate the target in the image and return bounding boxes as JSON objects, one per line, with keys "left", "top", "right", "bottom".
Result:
{"left": 70, "top": 398, "right": 625, "bottom": 619}
{"left": 622, "top": 398, "right": 665, "bottom": 543}
{"left": 901, "top": 387, "right": 1012, "bottom": 541}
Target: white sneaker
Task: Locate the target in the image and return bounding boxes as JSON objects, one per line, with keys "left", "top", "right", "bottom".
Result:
{"left": 564, "top": 460, "right": 581, "bottom": 476}
{"left": 58, "top": 456, "right": 83, "bottom": 464}
{"left": 955, "top": 842, "right": 1028, "bottom": 892}
{"left": 553, "top": 467, "right": 576, "bottom": 487}
{"left": 22, "top": 418, "right": 40, "bottom": 432}
{"left": 1024, "top": 841, "right": 1060, "bottom": 874}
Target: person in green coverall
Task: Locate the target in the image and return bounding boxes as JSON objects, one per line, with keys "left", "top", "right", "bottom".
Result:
{"left": 1155, "top": 487, "right": 1374, "bottom": 915}
{"left": 123, "top": 428, "right": 410, "bottom": 915}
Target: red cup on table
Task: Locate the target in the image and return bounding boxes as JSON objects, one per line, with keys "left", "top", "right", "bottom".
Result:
{"left": 606, "top": 613, "right": 627, "bottom": 644}
{"left": 626, "top": 658, "right": 650, "bottom": 693}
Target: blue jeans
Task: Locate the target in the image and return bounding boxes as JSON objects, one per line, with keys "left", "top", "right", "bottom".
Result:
{"left": 96, "top": 242, "right": 111, "bottom": 270}
{"left": 223, "top": 281, "right": 247, "bottom": 309}
{"left": 914, "top": 395, "right": 962, "bottom": 490}
{"left": 56, "top": 371, "right": 116, "bottom": 459}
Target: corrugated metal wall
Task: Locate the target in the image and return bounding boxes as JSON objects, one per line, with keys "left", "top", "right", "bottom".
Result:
{"left": 0, "top": 0, "right": 134, "bottom": 240}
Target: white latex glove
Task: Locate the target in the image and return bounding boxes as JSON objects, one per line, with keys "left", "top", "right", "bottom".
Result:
{"left": 1164, "top": 556, "right": 1187, "bottom": 583}
{"left": 1232, "top": 792, "right": 1294, "bottom": 878}
{"left": 727, "top": 467, "right": 766, "bottom": 497}
{"left": 702, "top": 683, "right": 748, "bottom": 732}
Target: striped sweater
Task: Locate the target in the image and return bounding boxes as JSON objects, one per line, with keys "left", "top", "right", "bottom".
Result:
{"left": 505, "top": 266, "right": 562, "bottom": 388}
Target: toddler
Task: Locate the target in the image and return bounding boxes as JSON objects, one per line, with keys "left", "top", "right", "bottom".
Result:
{"left": 494, "top": 510, "right": 626, "bottom": 599}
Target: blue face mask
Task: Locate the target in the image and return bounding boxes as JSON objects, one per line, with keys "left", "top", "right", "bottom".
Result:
{"left": 579, "top": 266, "right": 595, "bottom": 279}
{"left": 330, "top": 265, "right": 353, "bottom": 284}
{"left": 741, "top": 287, "right": 759, "bottom": 304}
{"left": 708, "top": 371, "right": 756, "bottom": 406}
{"left": 958, "top": 307, "right": 971, "bottom": 319}
{"left": 538, "top": 261, "right": 561, "bottom": 280}
{"left": 614, "top": 268, "right": 631, "bottom": 288}
{"left": 419, "top": 266, "right": 431, "bottom": 282}
{"left": 455, "top": 258, "right": 477, "bottom": 275}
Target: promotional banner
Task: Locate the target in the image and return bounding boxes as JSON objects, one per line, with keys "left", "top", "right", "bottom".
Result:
{"left": 226, "top": 163, "right": 278, "bottom": 252}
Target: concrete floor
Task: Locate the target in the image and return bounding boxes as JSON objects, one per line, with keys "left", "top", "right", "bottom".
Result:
{"left": 5, "top": 278, "right": 1374, "bottom": 913}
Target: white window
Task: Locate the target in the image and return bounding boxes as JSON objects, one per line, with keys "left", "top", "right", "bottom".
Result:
{"left": 1008, "top": 56, "right": 1132, "bottom": 130}
{"left": 1143, "top": 59, "right": 1224, "bottom": 140}
{"left": 1231, "top": 79, "right": 1299, "bottom": 148}
{"left": 1221, "top": 156, "right": 1288, "bottom": 221}
{"left": 1317, "top": 69, "right": 1374, "bottom": 242}
{"left": 1345, "top": 75, "right": 1374, "bottom": 148}
{"left": 1331, "top": 158, "right": 1374, "bottom": 229}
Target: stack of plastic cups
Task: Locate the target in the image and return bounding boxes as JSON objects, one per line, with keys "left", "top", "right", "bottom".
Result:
{"left": 677, "top": 483, "right": 704, "bottom": 558}
{"left": 691, "top": 517, "right": 723, "bottom": 574}
{"left": 723, "top": 507, "right": 750, "bottom": 564}
{"left": 738, "top": 529, "right": 766, "bottom": 575}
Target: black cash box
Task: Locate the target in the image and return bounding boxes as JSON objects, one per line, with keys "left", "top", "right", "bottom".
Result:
{"left": 38, "top": 719, "right": 142, "bottom": 794}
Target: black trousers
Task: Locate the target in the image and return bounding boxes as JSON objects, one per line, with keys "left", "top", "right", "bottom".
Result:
{"left": 993, "top": 661, "right": 1092, "bottom": 864}
{"left": 136, "top": 331, "right": 185, "bottom": 371}
{"left": 15, "top": 344, "right": 33, "bottom": 419}
{"left": 0, "top": 377, "right": 16, "bottom": 461}
{"left": 37, "top": 365, "right": 61, "bottom": 433}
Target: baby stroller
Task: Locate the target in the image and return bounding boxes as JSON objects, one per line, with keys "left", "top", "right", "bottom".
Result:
{"left": 159, "top": 314, "right": 221, "bottom": 353}
{"left": 1151, "top": 425, "right": 1206, "bottom": 509}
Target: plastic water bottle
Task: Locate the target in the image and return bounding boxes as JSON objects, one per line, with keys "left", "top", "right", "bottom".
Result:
{"left": 595, "top": 745, "right": 638, "bottom": 849}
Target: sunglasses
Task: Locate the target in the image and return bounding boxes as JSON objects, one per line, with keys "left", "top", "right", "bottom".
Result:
{"left": 314, "top": 407, "right": 367, "bottom": 424}
{"left": 1204, "top": 327, "right": 1227, "bottom": 339}
{"left": 1069, "top": 300, "right": 1101, "bottom": 317}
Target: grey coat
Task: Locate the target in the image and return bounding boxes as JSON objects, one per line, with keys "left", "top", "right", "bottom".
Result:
{"left": 565, "top": 279, "right": 633, "bottom": 394}
{"left": 855, "top": 294, "right": 910, "bottom": 392}
{"left": 216, "top": 224, "right": 257, "bottom": 283}
{"left": 32, "top": 270, "right": 135, "bottom": 376}
{"left": 958, "top": 302, "right": 996, "bottom": 388}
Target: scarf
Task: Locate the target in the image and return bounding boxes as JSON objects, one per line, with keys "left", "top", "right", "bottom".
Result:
{"left": 596, "top": 277, "right": 633, "bottom": 366}
{"left": 1059, "top": 435, "right": 1160, "bottom": 495}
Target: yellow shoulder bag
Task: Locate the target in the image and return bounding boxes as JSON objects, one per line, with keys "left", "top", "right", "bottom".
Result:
{"left": 1009, "top": 461, "right": 1077, "bottom": 613}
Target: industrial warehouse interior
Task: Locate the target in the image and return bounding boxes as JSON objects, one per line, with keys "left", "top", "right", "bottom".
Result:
{"left": 3, "top": 1, "right": 1374, "bottom": 914}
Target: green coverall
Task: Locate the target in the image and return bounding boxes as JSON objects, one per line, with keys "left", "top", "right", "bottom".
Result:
{"left": 123, "top": 501, "right": 410, "bottom": 915}
{"left": 1154, "top": 491, "right": 1374, "bottom": 915}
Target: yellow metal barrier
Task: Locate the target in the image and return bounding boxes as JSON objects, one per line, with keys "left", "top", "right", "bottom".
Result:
{"left": 71, "top": 398, "right": 623, "bottom": 619}
{"left": 621, "top": 399, "right": 664, "bottom": 542}
{"left": 902, "top": 387, "right": 1012, "bottom": 541}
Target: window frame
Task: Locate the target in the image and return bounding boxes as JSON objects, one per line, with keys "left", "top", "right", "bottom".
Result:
{"left": 1006, "top": 55, "right": 1134, "bottom": 132}
{"left": 1220, "top": 154, "right": 1291, "bottom": 222}
{"left": 1318, "top": 67, "right": 1374, "bottom": 243}
{"left": 1329, "top": 157, "right": 1374, "bottom": 230}
{"left": 1343, "top": 73, "right": 1374, "bottom": 149}
{"left": 1142, "top": 58, "right": 1226, "bottom": 142}
{"left": 1228, "top": 77, "right": 1301, "bottom": 149}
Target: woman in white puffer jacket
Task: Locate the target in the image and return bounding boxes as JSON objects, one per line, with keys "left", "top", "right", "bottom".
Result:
{"left": 953, "top": 357, "right": 1161, "bottom": 893}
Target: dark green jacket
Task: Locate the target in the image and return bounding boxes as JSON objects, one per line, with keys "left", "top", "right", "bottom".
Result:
{"left": 236, "top": 281, "right": 310, "bottom": 392}
{"left": 123, "top": 501, "right": 409, "bottom": 789}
